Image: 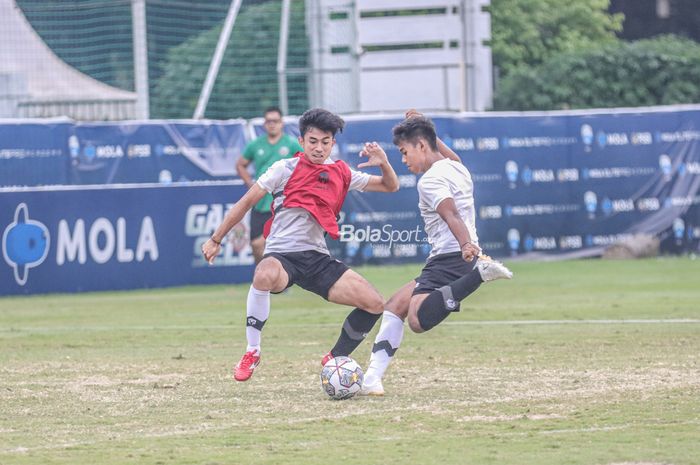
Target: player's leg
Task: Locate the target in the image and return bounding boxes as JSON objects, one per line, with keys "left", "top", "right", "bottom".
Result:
{"left": 361, "top": 280, "right": 414, "bottom": 396}
{"left": 407, "top": 258, "right": 481, "bottom": 333}
{"left": 407, "top": 254, "right": 512, "bottom": 333}
{"left": 322, "top": 269, "right": 385, "bottom": 362}
{"left": 234, "top": 256, "right": 291, "bottom": 381}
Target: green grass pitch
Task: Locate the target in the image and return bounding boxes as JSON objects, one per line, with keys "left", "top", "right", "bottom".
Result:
{"left": 1, "top": 258, "right": 699, "bottom": 465}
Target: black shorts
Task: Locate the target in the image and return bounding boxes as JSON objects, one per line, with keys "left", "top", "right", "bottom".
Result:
{"left": 264, "top": 250, "right": 350, "bottom": 300}
{"left": 250, "top": 209, "right": 272, "bottom": 240}
{"left": 413, "top": 252, "right": 478, "bottom": 295}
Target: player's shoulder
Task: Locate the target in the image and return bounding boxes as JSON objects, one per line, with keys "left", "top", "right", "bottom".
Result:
{"left": 269, "top": 156, "right": 299, "bottom": 172}
{"left": 250, "top": 134, "right": 268, "bottom": 146}
{"left": 419, "top": 160, "right": 469, "bottom": 188}
{"left": 245, "top": 135, "right": 266, "bottom": 152}
{"left": 433, "top": 159, "right": 470, "bottom": 179}
{"left": 421, "top": 159, "right": 452, "bottom": 180}
{"left": 417, "top": 168, "right": 441, "bottom": 191}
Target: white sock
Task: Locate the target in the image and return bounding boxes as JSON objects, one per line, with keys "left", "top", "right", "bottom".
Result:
{"left": 245, "top": 286, "right": 270, "bottom": 353}
{"left": 364, "top": 311, "right": 404, "bottom": 385}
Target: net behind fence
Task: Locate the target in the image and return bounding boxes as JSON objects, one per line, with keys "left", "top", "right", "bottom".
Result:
{"left": 12, "top": 0, "right": 309, "bottom": 120}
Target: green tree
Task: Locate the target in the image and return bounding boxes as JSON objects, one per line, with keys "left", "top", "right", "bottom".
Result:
{"left": 493, "top": 35, "right": 700, "bottom": 110}
{"left": 152, "top": 1, "right": 307, "bottom": 119}
{"left": 490, "top": 0, "right": 623, "bottom": 78}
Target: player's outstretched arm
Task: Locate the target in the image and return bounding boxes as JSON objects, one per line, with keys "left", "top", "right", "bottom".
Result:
{"left": 435, "top": 197, "right": 481, "bottom": 261}
{"left": 360, "top": 142, "right": 400, "bottom": 193}
{"left": 405, "top": 109, "right": 461, "bottom": 164}
{"left": 201, "top": 184, "right": 267, "bottom": 264}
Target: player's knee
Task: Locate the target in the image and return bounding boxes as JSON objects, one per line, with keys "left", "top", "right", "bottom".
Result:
{"left": 364, "top": 294, "right": 384, "bottom": 314}
{"left": 252, "top": 264, "right": 279, "bottom": 290}
{"left": 385, "top": 297, "right": 409, "bottom": 320}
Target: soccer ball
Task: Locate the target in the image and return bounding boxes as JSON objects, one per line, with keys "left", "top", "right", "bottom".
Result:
{"left": 320, "top": 356, "right": 364, "bottom": 400}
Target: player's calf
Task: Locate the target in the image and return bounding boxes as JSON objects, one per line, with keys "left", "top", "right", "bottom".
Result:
{"left": 327, "top": 307, "right": 381, "bottom": 358}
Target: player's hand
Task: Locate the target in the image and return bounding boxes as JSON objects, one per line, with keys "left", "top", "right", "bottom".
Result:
{"left": 201, "top": 238, "right": 222, "bottom": 265}
{"left": 405, "top": 109, "right": 423, "bottom": 119}
{"left": 461, "top": 242, "right": 481, "bottom": 262}
{"left": 358, "top": 142, "right": 388, "bottom": 168}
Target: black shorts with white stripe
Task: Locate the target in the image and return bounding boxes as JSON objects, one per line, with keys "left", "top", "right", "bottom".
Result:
{"left": 413, "top": 252, "right": 478, "bottom": 296}
{"left": 264, "top": 250, "right": 349, "bottom": 300}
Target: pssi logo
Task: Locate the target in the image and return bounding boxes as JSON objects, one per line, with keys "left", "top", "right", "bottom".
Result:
{"left": 2, "top": 204, "right": 50, "bottom": 285}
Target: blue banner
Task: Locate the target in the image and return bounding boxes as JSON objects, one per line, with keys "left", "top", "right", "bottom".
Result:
{"left": 0, "top": 120, "right": 71, "bottom": 188}
{"left": 327, "top": 109, "right": 700, "bottom": 261}
{"left": 1, "top": 120, "right": 248, "bottom": 187}
{"left": 2, "top": 106, "right": 700, "bottom": 293}
{"left": 1, "top": 182, "right": 254, "bottom": 295}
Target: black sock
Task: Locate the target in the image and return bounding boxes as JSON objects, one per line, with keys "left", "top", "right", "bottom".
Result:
{"left": 416, "top": 271, "right": 483, "bottom": 331}
{"left": 330, "top": 308, "right": 381, "bottom": 357}
{"left": 448, "top": 269, "right": 483, "bottom": 301}
{"left": 416, "top": 290, "right": 453, "bottom": 331}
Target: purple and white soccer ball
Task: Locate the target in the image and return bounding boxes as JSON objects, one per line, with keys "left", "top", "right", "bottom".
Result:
{"left": 320, "top": 356, "right": 364, "bottom": 400}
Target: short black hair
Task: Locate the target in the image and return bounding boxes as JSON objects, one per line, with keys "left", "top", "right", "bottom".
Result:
{"left": 264, "top": 106, "right": 282, "bottom": 117}
{"left": 299, "top": 108, "right": 345, "bottom": 137}
{"left": 392, "top": 116, "right": 438, "bottom": 151}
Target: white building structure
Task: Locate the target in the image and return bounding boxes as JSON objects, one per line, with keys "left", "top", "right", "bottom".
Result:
{"left": 0, "top": 0, "right": 137, "bottom": 120}
{"left": 305, "top": 0, "right": 492, "bottom": 113}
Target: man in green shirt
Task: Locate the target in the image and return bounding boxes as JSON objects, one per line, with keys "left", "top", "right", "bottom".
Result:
{"left": 236, "top": 106, "right": 302, "bottom": 263}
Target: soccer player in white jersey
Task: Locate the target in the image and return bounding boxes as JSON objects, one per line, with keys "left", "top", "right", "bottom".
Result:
{"left": 201, "top": 108, "right": 400, "bottom": 382}
{"left": 360, "top": 113, "right": 513, "bottom": 396}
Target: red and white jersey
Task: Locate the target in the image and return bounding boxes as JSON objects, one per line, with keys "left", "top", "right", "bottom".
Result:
{"left": 257, "top": 156, "right": 371, "bottom": 255}
{"left": 418, "top": 159, "right": 479, "bottom": 258}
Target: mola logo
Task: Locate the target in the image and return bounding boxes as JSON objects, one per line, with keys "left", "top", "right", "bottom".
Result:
{"left": 2, "top": 204, "right": 50, "bottom": 286}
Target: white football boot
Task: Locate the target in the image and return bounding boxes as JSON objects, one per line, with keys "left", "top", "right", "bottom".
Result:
{"left": 475, "top": 255, "right": 513, "bottom": 282}
{"left": 359, "top": 379, "right": 385, "bottom": 397}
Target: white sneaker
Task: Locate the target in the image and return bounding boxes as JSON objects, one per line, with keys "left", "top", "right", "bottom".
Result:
{"left": 476, "top": 255, "right": 513, "bottom": 282}
{"left": 359, "top": 379, "right": 385, "bottom": 397}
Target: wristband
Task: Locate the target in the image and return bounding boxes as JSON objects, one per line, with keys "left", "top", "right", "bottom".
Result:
{"left": 460, "top": 241, "right": 471, "bottom": 249}
{"left": 211, "top": 236, "right": 222, "bottom": 245}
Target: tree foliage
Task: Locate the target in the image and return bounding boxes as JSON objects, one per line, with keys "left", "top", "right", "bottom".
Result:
{"left": 493, "top": 35, "right": 700, "bottom": 110}
{"left": 490, "top": 0, "right": 623, "bottom": 78}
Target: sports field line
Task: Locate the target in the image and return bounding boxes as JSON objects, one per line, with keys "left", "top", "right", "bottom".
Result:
{"left": 1, "top": 319, "right": 698, "bottom": 333}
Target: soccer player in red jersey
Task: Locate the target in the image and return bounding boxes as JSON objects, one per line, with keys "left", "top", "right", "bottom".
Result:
{"left": 202, "top": 108, "right": 399, "bottom": 381}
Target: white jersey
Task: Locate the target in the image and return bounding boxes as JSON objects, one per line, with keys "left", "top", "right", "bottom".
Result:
{"left": 417, "top": 159, "right": 478, "bottom": 258}
{"left": 256, "top": 156, "right": 371, "bottom": 255}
